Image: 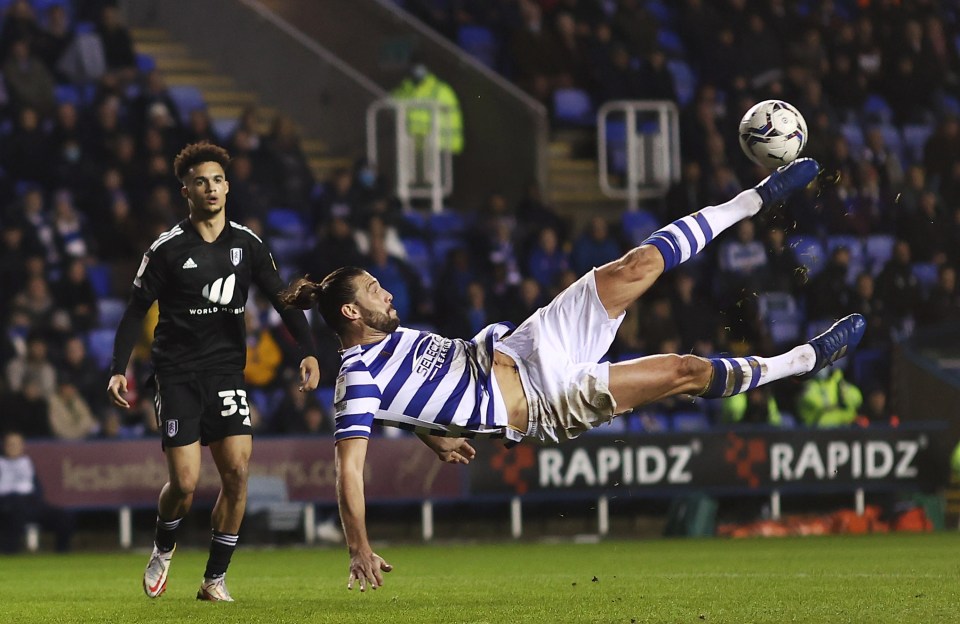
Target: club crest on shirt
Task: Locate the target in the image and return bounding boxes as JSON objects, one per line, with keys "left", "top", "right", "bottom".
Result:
{"left": 166, "top": 419, "right": 178, "bottom": 437}
{"left": 230, "top": 247, "right": 242, "bottom": 266}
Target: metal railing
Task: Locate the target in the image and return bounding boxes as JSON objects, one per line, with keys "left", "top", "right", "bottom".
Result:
{"left": 367, "top": 98, "right": 454, "bottom": 213}
{"left": 597, "top": 100, "right": 681, "bottom": 210}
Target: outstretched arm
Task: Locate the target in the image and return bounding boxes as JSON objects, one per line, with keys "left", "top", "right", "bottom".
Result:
{"left": 336, "top": 437, "right": 392, "bottom": 591}
{"left": 416, "top": 433, "right": 476, "bottom": 464}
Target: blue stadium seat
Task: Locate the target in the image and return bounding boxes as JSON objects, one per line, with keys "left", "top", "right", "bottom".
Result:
{"left": 212, "top": 117, "right": 239, "bottom": 142}
{"left": 778, "top": 412, "right": 797, "bottom": 428}
{"left": 851, "top": 347, "right": 887, "bottom": 389}
{"left": 656, "top": 29, "right": 685, "bottom": 57}
{"left": 666, "top": 59, "right": 696, "bottom": 107}
{"left": 911, "top": 262, "right": 939, "bottom": 291}
{"left": 627, "top": 411, "right": 670, "bottom": 433}
{"left": 74, "top": 20, "right": 95, "bottom": 35}
{"left": 136, "top": 53, "right": 156, "bottom": 73}
{"left": 826, "top": 234, "right": 865, "bottom": 282}
{"left": 86, "top": 328, "right": 116, "bottom": 370}
{"left": 265, "top": 207, "right": 306, "bottom": 237}
{"left": 646, "top": 0, "right": 676, "bottom": 26}
{"left": 54, "top": 84, "right": 82, "bottom": 106}
{"left": 167, "top": 85, "right": 206, "bottom": 124}
{"left": 870, "top": 124, "right": 903, "bottom": 161}
{"left": 864, "top": 234, "right": 895, "bottom": 275}
{"left": 265, "top": 208, "right": 308, "bottom": 263}
{"left": 758, "top": 291, "right": 804, "bottom": 346}
{"left": 315, "top": 386, "right": 336, "bottom": 409}
{"left": 583, "top": 418, "right": 626, "bottom": 435}
{"left": 457, "top": 25, "right": 498, "bottom": 69}
{"left": 431, "top": 235, "right": 466, "bottom": 265}
{"left": 97, "top": 297, "right": 126, "bottom": 329}
{"left": 605, "top": 118, "right": 628, "bottom": 173}
{"left": 901, "top": 124, "right": 933, "bottom": 165}
{"left": 552, "top": 88, "right": 595, "bottom": 127}
{"left": 672, "top": 411, "right": 711, "bottom": 432}
{"left": 621, "top": 210, "right": 660, "bottom": 246}
{"left": 428, "top": 210, "right": 467, "bottom": 237}
{"left": 941, "top": 94, "right": 960, "bottom": 116}
{"left": 862, "top": 94, "right": 893, "bottom": 125}
{"left": 788, "top": 235, "right": 826, "bottom": 277}
{"left": 839, "top": 123, "right": 865, "bottom": 154}
{"left": 401, "top": 237, "right": 432, "bottom": 289}
{"left": 86, "top": 263, "right": 112, "bottom": 298}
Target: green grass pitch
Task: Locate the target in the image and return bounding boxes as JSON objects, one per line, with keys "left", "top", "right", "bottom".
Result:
{"left": 1, "top": 533, "right": 958, "bottom": 623}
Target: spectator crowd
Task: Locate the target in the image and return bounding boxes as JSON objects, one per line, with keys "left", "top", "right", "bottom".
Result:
{"left": 0, "top": 0, "right": 958, "bottom": 441}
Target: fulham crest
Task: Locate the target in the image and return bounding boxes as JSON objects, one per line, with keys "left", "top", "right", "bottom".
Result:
{"left": 166, "top": 419, "right": 178, "bottom": 437}
{"left": 230, "top": 248, "right": 242, "bottom": 266}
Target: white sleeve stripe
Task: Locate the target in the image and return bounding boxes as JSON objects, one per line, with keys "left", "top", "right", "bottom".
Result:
{"left": 149, "top": 227, "right": 183, "bottom": 251}
{"left": 229, "top": 221, "right": 264, "bottom": 243}
{"left": 336, "top": 425, "right": 372, "bottom": 434}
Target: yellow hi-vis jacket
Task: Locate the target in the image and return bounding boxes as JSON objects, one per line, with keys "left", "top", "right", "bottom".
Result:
{"left": 392, "top": 73, "right": 464, "bottom": 154}
{"left": 797, "top": 369, "right": 863, "bottom": 428}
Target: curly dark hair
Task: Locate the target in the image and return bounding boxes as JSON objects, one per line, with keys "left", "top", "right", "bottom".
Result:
{"left": 172, "top": 142, "right": 231, "bottom": 181}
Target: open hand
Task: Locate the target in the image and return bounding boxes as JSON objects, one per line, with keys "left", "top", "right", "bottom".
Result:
{"left": 347, "top": 551, "right": 393, "bottom": 592}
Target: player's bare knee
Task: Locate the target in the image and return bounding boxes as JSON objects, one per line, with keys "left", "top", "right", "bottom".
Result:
{"left": 170, "top": 472, "right": 199, "bottom": 497}
{"left": 218, "top": 464, "right": 249, "bottom": 495}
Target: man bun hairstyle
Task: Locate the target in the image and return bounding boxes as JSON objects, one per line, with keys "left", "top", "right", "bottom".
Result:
{"left": 173, "top": 141, "right": 231, "bottom": 181}
{"left": 279, "top": 266, "right": 367, "bottom": 334}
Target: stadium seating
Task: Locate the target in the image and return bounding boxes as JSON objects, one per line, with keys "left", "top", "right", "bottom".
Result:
{"left": 862, "top": 94, "right": 893, "bottom": 125}
{"left": 457, "top": 25, "right": 498, "bottom": 69}
{"left": 778, "top": 412, "right": 797, "bottom": 428}
{"left": 401, "top": 236, "right": 433, "bottom": 290}
{"left": 86, "top": 263, "right": 113, "bottom": 298}
{"left": 626, "top": 411, "right": 670, "bottom": 433}
{"left": 672, "top": 411, "right": 711, "bottom": 432}
{"left": 135, "top": 53, "right": 156, "bottom": 73}
{"left": 901, "top": 124, "right": 933, "bottom": 165}
{"left": 212, "top": 117, "right": 239, "bottom": 142}
{"left": 96, "top": 297, "right": 126, "bottom": 329}
{"left": 265, "top": 207, "right": 310, "bottom": 263}
{"left": 758, "top": 291, "right": 804, "bottom": 346}
{"left": 666, "top": 59, "right": 696, "bottom": 108}
{"left": 839, "top": 123, "right": 865, "bottom": 154}
{"left": 86, "top": 328, "right": 115, "bottom": 370}
{"left": 788, "top": 235, "right": 827, "bottom": 277}
{"left": 656, "top": 29, "right": 685, "bottom": 57}
{"left": 552, "top": 88, "right": 595, "bottom": 127}
{"left": 864, "top": 234, "right": 895, "bottom": 275}
{"left": 912, "top": 262, "right": 939, "bottom": 292}
{"left": 167, "top": 85, "right": 207, "bottom": 124}
{"left": 621, "top": 209, "right": 660, "bottom": 246}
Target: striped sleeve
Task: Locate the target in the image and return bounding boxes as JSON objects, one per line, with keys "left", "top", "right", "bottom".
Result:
{"left": 333, "top": 364, "right": 381, "bottom": 442}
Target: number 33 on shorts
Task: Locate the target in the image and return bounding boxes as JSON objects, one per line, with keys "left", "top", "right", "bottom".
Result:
{"left": 218, "top": 389, "right": 250, "bottom": 417}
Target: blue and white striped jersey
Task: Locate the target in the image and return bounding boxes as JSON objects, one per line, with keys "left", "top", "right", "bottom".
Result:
{"left": 333, "top": 322, "right": 516, "bottom": 442}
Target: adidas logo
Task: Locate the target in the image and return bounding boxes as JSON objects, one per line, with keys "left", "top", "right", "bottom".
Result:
{"left": 242, "top": 416, "right": 251, "bottom": 427}
{"left": 182, "top": 258, "right": 198, "bottom": 269}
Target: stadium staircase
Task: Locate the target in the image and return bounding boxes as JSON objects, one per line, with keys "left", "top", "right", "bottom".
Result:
{"left": 129, "top": 27, "right": 352, "bottom": 183}
{"left": 548, "top": 129, "right": 626, "bottom": 226}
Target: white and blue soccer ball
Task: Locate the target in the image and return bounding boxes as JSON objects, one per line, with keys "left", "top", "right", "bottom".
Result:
{"left": 738, "top": 99, "right": 808, "bottom": 169}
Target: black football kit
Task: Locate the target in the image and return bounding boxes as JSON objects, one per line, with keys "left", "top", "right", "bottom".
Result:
{"left": 110, "top": 218, "right": 315, "bottom": 446}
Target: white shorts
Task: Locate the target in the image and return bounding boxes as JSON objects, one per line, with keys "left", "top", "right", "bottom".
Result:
{"left": 496, "top": 270, "right": 625, "bottom": 443}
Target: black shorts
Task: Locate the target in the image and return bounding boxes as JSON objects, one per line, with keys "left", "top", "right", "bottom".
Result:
{"left": 154, "top": 372, "right": 253, "bottom": 448}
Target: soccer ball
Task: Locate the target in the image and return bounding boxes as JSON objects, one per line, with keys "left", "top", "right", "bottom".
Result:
{"left": 738, "top": 100, "right": 808, "bottom": 169}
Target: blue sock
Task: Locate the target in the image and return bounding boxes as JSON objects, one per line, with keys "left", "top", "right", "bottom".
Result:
{"left": 642, "top": 190, "right": 761, "bottom": 271}
{"left": 700, "top": 346, "right": 816, "bottom": 398}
